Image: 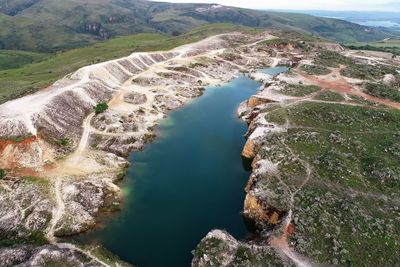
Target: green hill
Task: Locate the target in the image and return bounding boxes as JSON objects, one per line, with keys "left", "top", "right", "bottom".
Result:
{"left": 0, "top": 0, "right": 392, "bottom": 51}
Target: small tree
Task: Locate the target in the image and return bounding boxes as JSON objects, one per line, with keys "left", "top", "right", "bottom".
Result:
{"left": 57, "top": 137, "right": 70, "bottom": 147}
{"left": 172, "top": 30, "right": 181, "bottom": 36}
{"left": 94, "top": 102, "right": 109, "bottom": 114}
{"left": 0, "top": 169, "right": 6, "bottom": 179}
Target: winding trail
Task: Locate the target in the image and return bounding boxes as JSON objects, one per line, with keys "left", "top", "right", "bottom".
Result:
{"left": 268, "top": 143, "right": 315, "bottom": 266}
{"left": 56, "top": 243, "right": 113, "bottom": 267}
{"left": 46, "top": 178, "right": 65, "bottom": 244}
{"left": 46, "top": 179, "right": 114, "bottom": 267}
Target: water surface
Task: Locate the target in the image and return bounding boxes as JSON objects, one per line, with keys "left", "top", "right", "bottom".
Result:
{"left": 80, "top": 69, "right": 284, "bottom": 266}
{"left": 354, "top": 20, "right": 400, "bottom": 28}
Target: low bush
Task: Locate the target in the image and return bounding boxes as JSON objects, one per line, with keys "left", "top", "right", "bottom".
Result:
{"left": 300, "top": 64, "right": 331, "bottom": 75}
{"left": 94, "top": 102, "right": 109, "bottom": 114}
{"left": 364, "top": 83, "right": 400, "bottom": 102}
{"left": 0, "top": 169, "right": 6, "bottom": 179}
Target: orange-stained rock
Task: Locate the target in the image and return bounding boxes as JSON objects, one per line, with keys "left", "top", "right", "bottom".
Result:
{"left": 269, "top": 211, "right": 280, "bottom": 224}
{"left": 244, "top": 194, "right": 268, "bottom": 221}
{"left": 286, "top": 223, "right": 296, "bottom": 236}
{"left": 244, "top": 194, "right": 284, "bottom": 226}
{"left": 0, "top": 136, "right": 54, "bottom": 170}
{"left": 247, "top": 96, "right": 275, "bottom": 108}
{"left": 241, "top": 139, "right": 256, "bottom": 159}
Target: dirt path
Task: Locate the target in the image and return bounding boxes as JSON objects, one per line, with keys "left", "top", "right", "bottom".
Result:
{"left": 77, "top": 113, "right": 95, "bottom": 153}
{"left": 265, "top": 125, "right": 315, "bottom": 266}
{"left": 56, "top": 243, "right": 113, "bottom": 267}
{"left": 46, "top": 178, "right": 65, "bottom": 243}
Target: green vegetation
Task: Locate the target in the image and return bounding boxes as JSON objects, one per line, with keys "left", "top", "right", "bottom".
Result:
{"left": 0, "top": 169, "right": 5, "bottom": 179}
{"left": 288, "top": 102, "right": 400, "bottom": 132}
{"left": 22, "top": 175, "right": 49, "bottom": 185}
{"left": 260, "top": 38, "right": 292, "bottom": 47}
{"left": 315, "top": 50, "right": 352, "bottom": 67}
{"left": 57, "top": 137, "right": 70, "bottom": 147}
{"left": 300, "top": 64, "right": 331, "bottom": 75}
{"left": 314, "top": 90, "right": 345, "bottom": 102}
{"left": 364, "top": 82, "right": 400, "bottom": 102}
{"left": 279, "top": 83, "right": 321, "bottom": 97}
{"left": 0, "top": 0, "right": 391, "bottom": 52}
{"left": 261, "top": 101, "right": 400, "bottom": 265}
{"left": 300, "top": 50, "right": 353, "bottom": 75}
{"left": 95, "top": 102, "right": 109, "bottom": 114}
{"left": 275, "top": 30, "right": 325, "bottom": 42}
{"left": 0, "top": 50, "right": 48, "bottom": 70}
{"left": 345, "top": 39, "right": 400, "bottom": 56}
{"left": 312, "top": 49, "right": 400, "bottom": 83}
{"left": 348, "top": 95, "right": 382, "bottom": 107}
{"left": 340, "top": 63, "right": 399, "bottom": 80}
{"left": 0, "top": 230, "right": 47, "bottom": 247}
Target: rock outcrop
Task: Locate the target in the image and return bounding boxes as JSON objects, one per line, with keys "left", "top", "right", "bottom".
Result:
{"left": 0, "top": 243, "right": 131, "bottom": 266}
{"left": 192, "top": 230, "right": 294, "bottom": 267}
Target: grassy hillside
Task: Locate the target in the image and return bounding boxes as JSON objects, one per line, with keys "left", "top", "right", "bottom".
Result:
{"left": 345, "top": 39, "right": 400, "bottom": 56}
{"left": 0, "top": 24, "right": 259, "bottom": 103}
{"left": 0, "top": 50, "right": 48, "bottom": 70}
{"left": 0, "top": 0, "right": 391, "bottom": 51}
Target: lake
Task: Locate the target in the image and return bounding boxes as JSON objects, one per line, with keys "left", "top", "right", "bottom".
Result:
{"left": 78, "top": 68, "right": 285, "bottom": 266}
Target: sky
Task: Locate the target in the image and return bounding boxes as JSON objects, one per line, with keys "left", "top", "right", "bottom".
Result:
{"left": 152, "top": 0, "right": 400, "bottom": 11}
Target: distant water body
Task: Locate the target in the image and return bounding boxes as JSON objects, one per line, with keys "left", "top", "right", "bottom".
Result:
{"left": 77, "top": 68, "right": 287, "bottom": 267}
{"left": 271, "top": 10, "right": 400, "bottom": 29}
{"left": 354, "top": 20, "right": 400, "bottom": 28}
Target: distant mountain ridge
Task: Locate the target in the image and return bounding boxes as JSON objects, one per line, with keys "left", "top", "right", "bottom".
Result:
{"left": 0, "top": 0, "right": 392, "bottom": 51}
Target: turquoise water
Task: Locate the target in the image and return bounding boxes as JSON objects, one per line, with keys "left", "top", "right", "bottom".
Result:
{"left": 79, "top": 69, "right": 284, "bottom": 266}
{"left": 260, "top": 66, "right": 288, "bottom": 75}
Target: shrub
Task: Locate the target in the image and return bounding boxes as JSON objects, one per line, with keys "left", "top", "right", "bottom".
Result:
{"left": 315, "top": 50, "right": 352, "bottom": 67}
{"left": 0, "top": 169, "right": 6, "bottom": 179}
{"left": 280, "top": 83, "right": 320, "bottom": 97}
{"left": 300, "top": 64, "right": 331, "bottom": 75}
{"left": 260, "top": 38, "right": 292, "bottom": 47}
{"left": 364, "top": 83, "right": 400, "bottom": 102}
{"left": 314, "top": 90, "right": 345, "bottom": 102}
{"left": 94, "top": 102, "right": 109, "bottom": 114}
{"left": 341, "top": 63, "right": 398, "bottom": 80}
{"left": 57, "top": 137, "right": 70, "bottom": 147}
